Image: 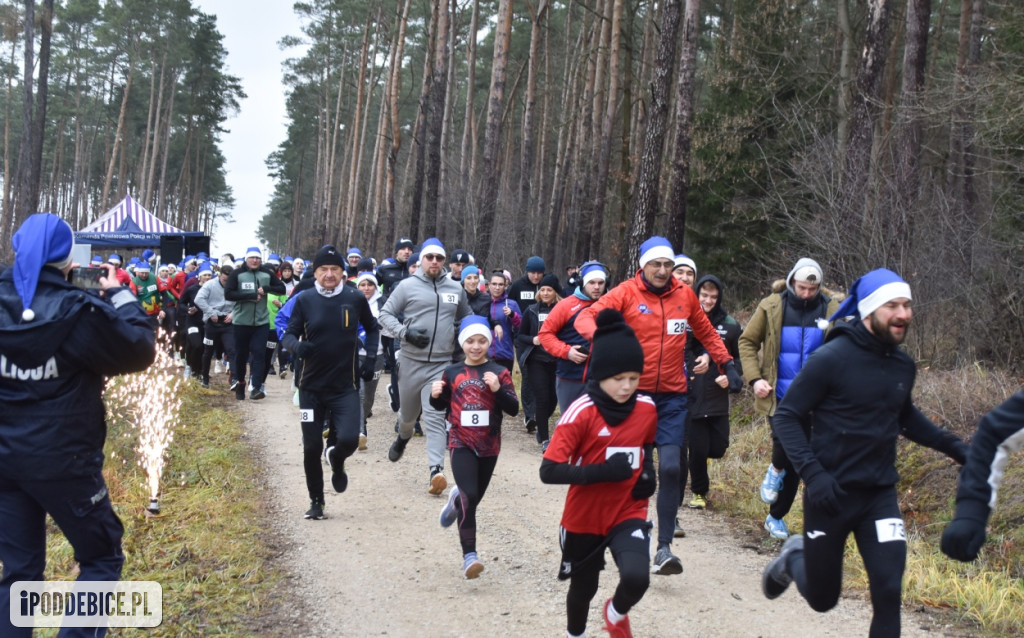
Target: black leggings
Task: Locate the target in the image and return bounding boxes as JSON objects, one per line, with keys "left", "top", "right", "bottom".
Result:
{"left": 789, "top": 486, "right": 906, "bottom": 638}
{"left": 687, "top": 415, "right": 730, "bottom": 496}
{"left": 299, "top": 386, "right": 361, "bottom": 501}
{"left": 563, "top": 520, "right": 651, "bottom": 636}
{"left": 526, "top": 357, "right": 558, "bottom": 443}
{"left": 769, "top": 415, "right": 801, "bottom": 520}
{"left": 449, "top": 448, "right": 498, "bottom": 556}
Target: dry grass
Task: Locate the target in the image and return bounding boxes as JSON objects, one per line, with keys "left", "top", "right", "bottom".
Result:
{"left": 707, "top": 365, "right": 1024, "bottom": 637}
{"left": 37, "top": 372, "right": 281, "bottom": 637}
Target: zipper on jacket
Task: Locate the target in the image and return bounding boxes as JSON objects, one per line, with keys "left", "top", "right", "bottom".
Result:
{"left": 428, "top": 278, "right": 440, "bottom": 360}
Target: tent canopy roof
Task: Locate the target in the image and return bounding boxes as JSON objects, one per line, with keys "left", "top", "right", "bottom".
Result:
{"left": 75, "top": 195, "right": 203, "bottom": 248}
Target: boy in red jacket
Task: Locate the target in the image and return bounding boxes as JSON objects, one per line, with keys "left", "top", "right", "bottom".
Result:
{"left": 540, "top": 309, "right": 658, "bottom": 638}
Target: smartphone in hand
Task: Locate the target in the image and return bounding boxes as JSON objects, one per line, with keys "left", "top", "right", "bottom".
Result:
{"left": 70, "top": 267, "right": 106, "bottom": 290}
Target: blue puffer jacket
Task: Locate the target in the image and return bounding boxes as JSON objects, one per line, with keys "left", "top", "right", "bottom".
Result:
{"left": 0, "top": 267, "right": 155, "bottom": 480}
{"left": 776, "top": 291, "right": 832, "bottom": 399}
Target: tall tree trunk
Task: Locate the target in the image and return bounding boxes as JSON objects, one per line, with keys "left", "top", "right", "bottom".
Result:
{"left": 842, "top": 0, "right": 893, "bottom": 228}
{"left": 520, "top": 0, "right": 549, "bottom": 218}
{"left": 101, "top": 62, "right": 134, "bottom": 208}
{"left": 424, "top": 0, "right": 450, "bottom": 238}
{"left": 409, "top": 1, "right": 439, "bottom": 240}
{"left": 835, "top": 0, "right": 856, "bottom": 157}
{"left": 343, "top": 23, "right": 373, "bottom": 244}
{"left": 386, "top": 0, "right": 413, "bottom": 242}
{"left": 665, "top": 0, "right": 702, "bottom": 254}
{"left": 13, "top": 0, "right": 35, "bottom": 230}
{"left": 589, "top": 0, "right": 623, "bottom": 259}
{"left": 621, "top": 0, "right": 682, "bottom": 276}
{"left": 894, "top": 0, "right": 930, "bottom": 263}
{"left": 140, "top": 57, "right": 159, "bottom": 205}
{"left": 475, "top": 0, "right": 514, "bottom": 260}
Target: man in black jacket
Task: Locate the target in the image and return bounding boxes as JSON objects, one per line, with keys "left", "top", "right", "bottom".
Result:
{"left": 376, "top": 237, "right": 415, "bottom": 373}
{"left": 761, "top": 268, "right": 968, "bottom": 638}
{"left": 0, "top": 214, "right": 155, "bottom": 637}
{"left": 282, "top": 246, "right": 379, "bottom": 520}
{"left": 508, "top": 255, "right": 547, "bottom": 432}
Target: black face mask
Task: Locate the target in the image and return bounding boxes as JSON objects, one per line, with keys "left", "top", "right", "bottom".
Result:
{"left": 585, "top": 378, "right": 638, "bottom": 426}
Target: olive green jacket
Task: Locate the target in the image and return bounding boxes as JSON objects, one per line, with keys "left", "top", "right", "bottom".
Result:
{"left": 737, "top": 280, "right": 841, "bottom": 416}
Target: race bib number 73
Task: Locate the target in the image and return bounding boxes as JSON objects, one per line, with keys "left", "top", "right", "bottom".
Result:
{"left": 875, "top": 518, "right": 906, "bottom": 543}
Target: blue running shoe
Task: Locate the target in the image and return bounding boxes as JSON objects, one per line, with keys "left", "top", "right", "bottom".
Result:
{"left": 764, "top": 515, "right": 789, "bottom": 539}
{"left": 760, "top": 464, "right": 786, "bottom": 503}
{"left": 440, "top": 486, "right": 460, "bottom": 528}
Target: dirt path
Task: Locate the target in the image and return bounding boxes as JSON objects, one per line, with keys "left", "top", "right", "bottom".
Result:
{"left": 242, "top": 372, "right": 968, "bottom": 637}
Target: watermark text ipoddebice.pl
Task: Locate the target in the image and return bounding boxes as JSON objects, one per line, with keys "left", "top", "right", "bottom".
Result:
{"left": 10, "top": 581, "right": 162, "bottom": 628}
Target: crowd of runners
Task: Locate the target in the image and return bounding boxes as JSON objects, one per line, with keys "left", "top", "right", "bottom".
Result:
{"left": 14, "top": 230, "right": 1020, "bottom": 638}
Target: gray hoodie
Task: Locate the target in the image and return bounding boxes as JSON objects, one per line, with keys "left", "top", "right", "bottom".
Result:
{"left": 379, "top": 270, "right": 471, "bottom": 363}
{"left": 194, "top": 277, "right": 234, "bottom": 322}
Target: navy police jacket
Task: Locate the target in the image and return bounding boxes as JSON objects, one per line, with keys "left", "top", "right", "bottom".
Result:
{"left": 0, "top": 267, "right": 155, "bottom": 480}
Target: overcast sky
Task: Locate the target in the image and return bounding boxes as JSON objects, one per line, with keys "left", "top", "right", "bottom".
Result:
{"left": 191, "top": 0, "right": 305, "bottom": 258}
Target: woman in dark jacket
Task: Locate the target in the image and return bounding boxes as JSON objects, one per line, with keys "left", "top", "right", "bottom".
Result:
{"left": 516, "top": 274, "right": 562, "bottom": 449}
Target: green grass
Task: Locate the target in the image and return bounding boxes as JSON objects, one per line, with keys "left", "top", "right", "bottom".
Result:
{"left": 37, "top": 367, "right": 280, "bottom": 637}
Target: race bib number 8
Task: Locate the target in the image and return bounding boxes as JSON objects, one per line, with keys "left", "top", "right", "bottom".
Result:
{"left": 462, "top": 410, "right": 490, "bottom": 427}
{"left": 299, "top": 409, "right": 315, "bottom": 423}
{"left": 667, "top": 319, "right": 688, "bottom": 335}
{"left": 875, "top": 518, "right": 906, "bottom": 543}
{"left": 605, "top": 446, "right": 641, "bottom": 469}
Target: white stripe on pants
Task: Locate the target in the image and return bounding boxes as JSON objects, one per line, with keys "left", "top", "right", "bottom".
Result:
{"left": 396, "top": 351, "right": 449, "bottom": 468}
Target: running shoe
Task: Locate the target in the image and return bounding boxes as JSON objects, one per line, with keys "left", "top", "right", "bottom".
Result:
{"left": 250, "top": 385, "right": 266, "bottom": 400}
{"left": 200, "top": 379, "right": 210, "bottom": 389}
{"left": 762, "top": 534, "right": 803, "bottom": 599}
{"left": 688, "top": 494, "right": 707, "bottom": 509}
{"left": 235, "top": 383, "right": 245, "bottom": 401}
{"left": 327, "top": 447, "right": 348, "bottom": 493}
{"left": 387, "top": 382, "right": 399, "bottom": 412}
{"left": 304, "top": 499, "right": 325, "bottom": 520}
{"left": 214, "top": 361, "right": 224, "bottom": 375}
{"left": 651, "top": 546, "right": 683, "bottom": 575}
{"left": 388, "top": 434, "right": 409, "bottom": 462}
{"left": 673, "top": 518, "right": 686, "bottom": 538}
{"left": 764, "top": 515, "right": 789, "bottom": 540}
{"left": 229, "top": 379, "right": 240, "bottom": 391}
{"left": 279, "top": 368, "right": 288, "bottom": 380}
{"left": 760, "top": 464, "right": 786, "bottom": 504}
{"left": 429, "top": 466, "right": 447, "bottom": 495}
{"left": 358, "top": 433, "right": 368, "bottom": 451}
{"left": 414, "top": 421, "right": 424, "bottom": 437}
{"left": 463, "top": 552, "right": 484, "bottom": 579}
{"left": 525, "top": 417, "right": 537, "bottom": 434}
{"left": 603, "top": 598, "right": 634, "bottom": 638}
{"left": 540, "top": 440, "right": 550, "bottom": 453}
{"left": 440, "top": 486, "right": 460, "bottom": 528}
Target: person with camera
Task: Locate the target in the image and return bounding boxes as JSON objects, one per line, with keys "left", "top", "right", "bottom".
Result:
{"left": 0, "top": 214, "right": 156, "bottom": 638}
{"left": 282, "top": 246, "right": 379, "bottom": 520}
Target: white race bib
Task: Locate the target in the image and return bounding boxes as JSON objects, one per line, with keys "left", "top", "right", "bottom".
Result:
{"left": 147, "top": 285, "right": 158, "bottom": 293}
{"left": 521, "top": 291, "right": 535, "bottom": 300}
{"left": 875, "top": 518, "right": 906, "bottom": 543}
{"left": 605, "top": 446, "right": 641, "bottom": 469}
{"left": 241, "top": 281, "right": 255, "bottom": 291}
{"left": 188, "top": 327, "right": 200, "bottom": 335}
{"left": 666, "top": 319, "right": 688, "bottom": 335}
{"left": 299, "top": 409, "right": 315, "bottom": 423}
{"left": 538, "top": 313, "right": 549, "bottom": 322}
{"left": 202, "top": 337, "right": 213, "bottom": 346}
{"left": 266, "top": 340, "right": 276, "bottom": 349}
{"left": 462, "top": 410, "right": 490, "bottom": 427}
{"left": 441, "top": 293, "right": 459, "bottom": 304}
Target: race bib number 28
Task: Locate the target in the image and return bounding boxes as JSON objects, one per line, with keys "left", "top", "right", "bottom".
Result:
{"left": 667, "top": 319, "right": 688, "bottom": 335}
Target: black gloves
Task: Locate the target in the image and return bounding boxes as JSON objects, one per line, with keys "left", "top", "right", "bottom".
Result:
{"left": 803, "top": 466, "right": 847, "bottom": 516}
{"left": 941, "top": 518, "right": 987, "bottom": 562}
{"left": 724, "top": 360, "right": 744, "bottom": 394}
{"left": 631, "top": 444, "right": 656, "bottom": 499}
{"left": 583, "top": 452, "right": 633, "bottom": 483}
{"left": 360, "top": 357, "right": 377, "bottom": 381}
{"left": 540, "top": 452, "right": 634, "bottom": 485}
{"left": 405, "top": 327, "right": 430, "bottom": 349}
{"left": 940, "top": 500, "right": 990, "bottom": 562}
{"left": 292, "top": 341, "right": 314, "bottom": 358}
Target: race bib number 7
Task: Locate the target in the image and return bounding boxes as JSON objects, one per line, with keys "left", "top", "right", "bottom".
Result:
{"left": 462, "top": 410, "right": 490, "bottom": 427}
{"left": 875, "top": 518, "right": 906, "bottom": 543}
{"left": 605, "top": 446, "right": 641, "bottom": 469}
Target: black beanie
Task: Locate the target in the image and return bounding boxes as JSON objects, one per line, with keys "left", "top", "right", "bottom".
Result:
{"left": 312, "top": 245, "right": 345, "bottom": 270}
{"left": 539, "top": 273, "right": 561, "bottom": 292}
{"left": 588, "top": 309, "right": 645, "bottom": 380}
